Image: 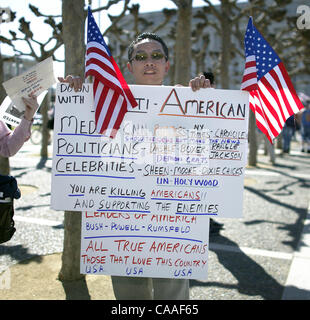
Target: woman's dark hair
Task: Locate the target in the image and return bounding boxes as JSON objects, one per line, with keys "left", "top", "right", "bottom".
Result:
{"left": 128, "top": 32, "right": 169, "bottom": 62}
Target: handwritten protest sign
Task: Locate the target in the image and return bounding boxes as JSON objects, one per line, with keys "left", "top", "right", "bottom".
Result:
{"left": 51, "top": 83, "right": 249, "bottom": 279}
{"left": 80, "top": 212, "right": 209, "bottom": 279}
{"left": 51, "top": 83, "right": 249, "bottom": 219}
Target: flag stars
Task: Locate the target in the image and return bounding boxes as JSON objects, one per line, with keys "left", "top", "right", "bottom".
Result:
{"left": 244, "top": 21, "right": 282, "bottom": 80}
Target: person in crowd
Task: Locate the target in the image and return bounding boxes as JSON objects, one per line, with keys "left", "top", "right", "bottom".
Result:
{"left": 300, "top": 102, "right": 310, "bottom": 153}
{"left": 0, "top": 94, "right": 39, "bottom": 157}
{"left": 60, "top": 32, "right": 211, "bottom": 300}
{"left": 282, "top": 115, "right": 296, "bottom": 154}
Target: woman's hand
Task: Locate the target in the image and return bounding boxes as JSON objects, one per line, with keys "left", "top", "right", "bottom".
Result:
{"left": 58, "top": 75, "right": 83, "bottom": 92}
{"left": 22, "top": 94, "right": 39, "bottom": 121}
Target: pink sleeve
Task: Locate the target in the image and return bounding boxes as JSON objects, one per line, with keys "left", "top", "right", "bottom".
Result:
{"left": 0, "top": 118, "right": 32, "bottom": 157}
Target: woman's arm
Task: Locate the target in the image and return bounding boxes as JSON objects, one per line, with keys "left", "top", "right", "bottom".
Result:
{"left": 0, "top": 95, "right": 38, "bottom": 157}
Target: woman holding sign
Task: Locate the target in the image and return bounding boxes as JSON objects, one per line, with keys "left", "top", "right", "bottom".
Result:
{"left": 0, "top": 94, "right": 38, "bottom": 157}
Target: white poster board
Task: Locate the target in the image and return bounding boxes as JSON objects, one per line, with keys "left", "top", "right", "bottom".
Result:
{"left": 51, "top": 83, "right": 249, "bottom": 220}
{"left": 51, "top": 83, "right": 249, "bottom": 280}
{"left": 80, "top": 212, "right": 210, "bottom": 280}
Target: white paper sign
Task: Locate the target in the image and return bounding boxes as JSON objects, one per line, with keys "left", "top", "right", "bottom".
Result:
{"left": 80, "top": 211, "right": 210, "bottom": 280}
{"left": 51, "top": 83, "right": 249, "bottom": 219}
{"left": 2, "top": 56, "right": 56, "bottom": 113}
{"left": 0, "top": 92, "right": 48, "bottom": 126}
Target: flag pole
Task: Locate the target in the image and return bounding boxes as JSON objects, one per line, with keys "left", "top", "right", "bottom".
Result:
{"left": 247, "top": 10, "right": 258, "bottom": 166}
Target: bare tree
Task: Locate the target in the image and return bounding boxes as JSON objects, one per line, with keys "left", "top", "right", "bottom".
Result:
{"left": 58, "top": 0, "right": 85, "bottom": 281}
{"left": 59, "top": 0, "right": 131, "bottom": 281}
{"left": 1, "top": 4, "right": 63, "bottom": 159}
{"left": 195, "top": 0, "right": 297, "bottom": 166}
{"left": 172, "top": 0, "right": 193, "bottom": 85}
{"left": 0, "top": 52, "right": 10, "bottom": 175}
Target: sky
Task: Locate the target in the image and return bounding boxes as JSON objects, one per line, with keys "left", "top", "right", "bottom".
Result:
{"left": 0, "top": 0, "right": 218, "bottom": 77}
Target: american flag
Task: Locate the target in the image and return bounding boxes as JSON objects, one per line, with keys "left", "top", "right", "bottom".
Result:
{"left": 241, "top": 17, "right": 304, "bottom": 143}
{"left": 85, "top": 7, "right": 137, "bottom": 138}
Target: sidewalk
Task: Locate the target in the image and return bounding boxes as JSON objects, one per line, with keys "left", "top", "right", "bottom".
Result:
{"left": 282, "top": 202, "right": 310, "bottom": 299}
{"left": 0, "top": 139, "right": 310, "bottom": 300}
{"left": 0, "top": 253, "right": 115, "bottom": 300}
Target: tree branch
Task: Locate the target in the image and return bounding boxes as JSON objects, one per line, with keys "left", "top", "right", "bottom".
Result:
{"left": 91, "top": 0, "right": 126, "bottom": 13}
{"left": 29, "top": 4, "right": 61, "bottom": 18}
{"left": 152, "top": 9, "right": 176, "bottom": 33}
{"left": 102, "top": 0, "right": 131, "bottom": 36}
{"left": 202, "top": 0, "right": 221, "bottom": 20}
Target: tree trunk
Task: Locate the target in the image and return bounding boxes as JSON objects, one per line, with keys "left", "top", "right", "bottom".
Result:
{"left": 219, "top": 0, "right": 232, "bottom": 89}
{"left": 0, "top": 51, "right": 10, "bottom": 174}
{"left": 58, "top": 0, "right": 85, "bottom": 281}
{"left": 0, "top": 156, "right": 10, "bottom": 175}
{"left": 174, "top": 0, "right": 192, "bottom": 85}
